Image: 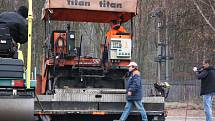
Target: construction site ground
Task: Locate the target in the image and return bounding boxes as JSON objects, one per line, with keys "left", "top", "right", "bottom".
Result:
{"left": 165, "top": 102, "right": 215, "bottom": 121}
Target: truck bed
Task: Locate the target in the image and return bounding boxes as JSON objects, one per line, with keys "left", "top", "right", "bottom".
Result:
{"left": 35, "top": 89, "right": 165, "bottom": 116}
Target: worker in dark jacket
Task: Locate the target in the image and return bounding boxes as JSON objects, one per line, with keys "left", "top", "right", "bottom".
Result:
{"left": 117, "top": 62, "right": 148, "bottom": 121}
{"left": 0, "top": 6, "right": 28, "bottom": 44}
{"left": 193, "top": 59, "right": 215, "bottom": 121}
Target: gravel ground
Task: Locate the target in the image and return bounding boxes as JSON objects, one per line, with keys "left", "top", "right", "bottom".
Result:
{"left": 165, "top": 102, "right": 215, "bottom": 121}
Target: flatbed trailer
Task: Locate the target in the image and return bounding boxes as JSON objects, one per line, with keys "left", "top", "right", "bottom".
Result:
{"left": 35, "top": 89, "right": 165, "bottom": 121}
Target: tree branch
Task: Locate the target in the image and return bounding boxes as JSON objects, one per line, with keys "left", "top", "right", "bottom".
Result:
{"left": 199, "top": 0, "right": 210, "bottom": 6}
{"left": 209, "top": 0, "right": 215, "bottom": 15}
{"left": 193, "top": 0, "right": 215, "bottom": 32}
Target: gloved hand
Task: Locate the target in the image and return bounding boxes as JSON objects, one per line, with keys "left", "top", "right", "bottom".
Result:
{"left": 193, "top": 67, "right": 198, "bottom": 72}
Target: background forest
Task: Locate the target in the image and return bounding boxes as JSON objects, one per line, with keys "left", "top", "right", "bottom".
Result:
{"left": 1, "top": 0, "right": 215, "bottom": 101}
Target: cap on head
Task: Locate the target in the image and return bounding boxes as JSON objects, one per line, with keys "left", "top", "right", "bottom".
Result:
{"left": 17, "top": 6, "right": 28, "bottom": 18}
{"left": 127, "top": 62, "right": 138, "bottom": 67}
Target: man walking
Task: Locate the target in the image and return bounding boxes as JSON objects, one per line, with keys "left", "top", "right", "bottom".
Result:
{"left": 117, "top": 62, "right": 148, "bottom": 121}
{"left": 193, "top": 59, "right": 215, "bottom": 121}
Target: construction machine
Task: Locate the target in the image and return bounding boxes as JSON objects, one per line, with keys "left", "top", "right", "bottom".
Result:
{"left": 35, "top": 0, "right": 165, "bottom": 121}
{"left": 0, "top": 0, "right": 36, "bottom": 121}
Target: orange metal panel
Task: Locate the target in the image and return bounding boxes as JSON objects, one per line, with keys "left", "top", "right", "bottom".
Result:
{"left": 45, "top": 57, "right": 101, "bottom": 67}
{"left": 43, "top": 9, "right": 135, "bottom": 23}
{"left": 53, "top": 32, "right": 68, "bottom": 54}
{"left": 110, "top": 34, "right": 131, "bottom": 39}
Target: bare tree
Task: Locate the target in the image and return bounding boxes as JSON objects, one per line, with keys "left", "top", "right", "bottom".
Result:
{"left": 193, "top": 0, "right": 215, "bottom": 31}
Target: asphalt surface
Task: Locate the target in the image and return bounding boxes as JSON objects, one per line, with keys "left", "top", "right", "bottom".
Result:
{"left": 166, "top": 116, "right": 215, "bottom": 121}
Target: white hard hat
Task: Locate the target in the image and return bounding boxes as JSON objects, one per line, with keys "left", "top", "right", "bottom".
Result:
{"left": 127, "top": 62, "right": 138, "bottom": 67}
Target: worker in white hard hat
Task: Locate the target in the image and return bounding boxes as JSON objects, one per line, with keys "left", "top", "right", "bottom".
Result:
{"left": 117, "top": 61, "right": 148, "bottom": 121}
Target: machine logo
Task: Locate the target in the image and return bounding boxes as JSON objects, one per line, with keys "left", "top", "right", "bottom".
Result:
{"left": 67, "top": 0, "right": 91, "bottom": 6}
{"left": 67, "top": 0, "right": 123, "bottom": 8}
{"left": 99, "top": 0, "right": 122, "bottom": 8}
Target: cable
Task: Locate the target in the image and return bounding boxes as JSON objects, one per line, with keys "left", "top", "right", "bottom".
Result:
{"left": 34, "top": 91, "right": 44, "bottom": 112}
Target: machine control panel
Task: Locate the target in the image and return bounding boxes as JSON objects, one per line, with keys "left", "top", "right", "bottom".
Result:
{"left": 110, "top": 38, "right": 131, "bottom": 60}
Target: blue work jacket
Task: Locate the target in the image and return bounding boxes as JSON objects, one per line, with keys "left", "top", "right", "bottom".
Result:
{"left": 126, "top": 74, "right": 143, "bottom": 101}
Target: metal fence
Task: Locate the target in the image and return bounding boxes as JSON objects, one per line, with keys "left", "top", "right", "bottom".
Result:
{"left": 142, "top": 81, "right": 201, "bottom": 102}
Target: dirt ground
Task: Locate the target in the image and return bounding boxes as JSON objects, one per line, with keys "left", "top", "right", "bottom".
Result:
{"left": 165, "top": 102, "right": 215, "bottom": 117}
